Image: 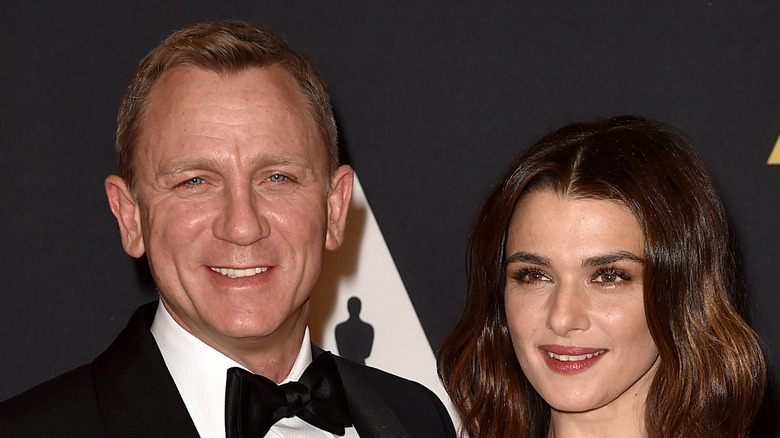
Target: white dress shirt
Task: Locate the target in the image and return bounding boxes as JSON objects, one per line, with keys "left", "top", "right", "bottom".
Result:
{"left": 151, "top": 302, "right": 359, "bottom": 438}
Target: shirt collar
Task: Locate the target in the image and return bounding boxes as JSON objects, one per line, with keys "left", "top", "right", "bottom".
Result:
{"left": 150, "top": 300, "right": 313, "bottom": 438}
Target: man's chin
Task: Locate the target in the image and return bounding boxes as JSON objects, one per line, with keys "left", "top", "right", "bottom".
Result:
{"left": 213, "top": 315, "right": 299, "bottom": 344}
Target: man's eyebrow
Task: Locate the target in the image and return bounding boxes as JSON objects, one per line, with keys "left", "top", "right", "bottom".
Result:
{"left": 157, "top": 159, "right": 219, "bottom": 177}
{"left": 582, "top": 251, "right": 644, "bottom": 267}
{"left": 505, "top": 251, "right": 551, "bottom": 266}
{"left": 156, "top": 155, "right": 311, "bottom": 177}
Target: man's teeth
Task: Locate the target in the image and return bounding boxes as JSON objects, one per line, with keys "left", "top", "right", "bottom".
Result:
{"left": 210, "top": 267, "right": 268, "bottom": 278}
{"left": 547, "top": 350, "right": 605, "bottom": 362}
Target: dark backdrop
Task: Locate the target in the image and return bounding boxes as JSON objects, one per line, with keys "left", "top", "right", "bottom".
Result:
{"left": 1, "top": 1, "right": 778, "bottom": 434}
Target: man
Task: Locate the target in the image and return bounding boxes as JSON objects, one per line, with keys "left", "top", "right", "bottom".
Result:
{"left": 0, "top": 20, "right": 456, "bottom": 438}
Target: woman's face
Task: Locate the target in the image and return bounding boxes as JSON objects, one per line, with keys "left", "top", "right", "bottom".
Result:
{"left": 504, "top": 190, "right": 658, "bottom": 415}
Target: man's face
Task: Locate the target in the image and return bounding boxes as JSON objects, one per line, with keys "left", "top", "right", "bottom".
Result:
{"left": 106, "top": 66, "right": 352, "bottom": 358}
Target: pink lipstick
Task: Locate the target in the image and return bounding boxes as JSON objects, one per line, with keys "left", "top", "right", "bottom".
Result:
{"left": 539, "top": 345, "right": 607, "bottom": 374}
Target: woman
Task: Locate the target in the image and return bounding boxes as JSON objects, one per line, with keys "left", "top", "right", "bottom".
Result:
{"left": 437, "top": 116, "right": 765, "bottom": 437}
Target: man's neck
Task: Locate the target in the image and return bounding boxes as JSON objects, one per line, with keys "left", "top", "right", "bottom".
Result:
{"left": 150, "top": 302, "right": 317, "bottom": 438}
{"left": 222, "top": 327, "right": 307, "bottom": 383}
{"left": 157, "top": 299, "right": 309, "bottom": 383}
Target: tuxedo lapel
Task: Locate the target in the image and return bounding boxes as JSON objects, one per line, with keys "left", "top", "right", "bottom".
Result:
{"left": 337, "top": 365, "right": 412, "bottom": 438}
{"left": 91, "top": 302, "right": 200, "bottom": 438}
{"left": 313, "top": 346, "right": 411, "bottom": 438}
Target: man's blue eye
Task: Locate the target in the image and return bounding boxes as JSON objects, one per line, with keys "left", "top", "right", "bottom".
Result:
{"left": 269, "top": 174, "right": 288, "bottom": 183}
{"left": 185, "top": 177, "right": 205, "bottom": 185}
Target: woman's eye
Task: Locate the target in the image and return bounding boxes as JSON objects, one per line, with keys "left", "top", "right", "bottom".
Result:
{"left": 514, "top": 269, "right": 550, "bottom": 284}
{"left": 599, "top": 272, "right": 618, "bottom": 283}
{"left": 593, "top": 268, "right": 629, "bottom": 285}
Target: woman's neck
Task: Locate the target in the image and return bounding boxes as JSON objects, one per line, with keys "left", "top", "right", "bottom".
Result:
{"left": 546, "top": 359, "right": 656, "bottom": 438}
{"left": 547, "top": 408, "right": 646, "bottom": 438}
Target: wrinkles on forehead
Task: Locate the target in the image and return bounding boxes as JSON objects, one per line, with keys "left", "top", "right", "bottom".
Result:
{"left": 131, "top": 66, "right": 329, "bottom": 190}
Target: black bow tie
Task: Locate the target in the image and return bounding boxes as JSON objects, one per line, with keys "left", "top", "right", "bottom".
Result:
{"left": 225, "top": 351, "right": 353, "bottom": 437}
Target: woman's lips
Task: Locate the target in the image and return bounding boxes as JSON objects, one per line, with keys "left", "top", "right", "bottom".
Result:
{"left": 539, "top": 345, "right": 607, "bottom": 374}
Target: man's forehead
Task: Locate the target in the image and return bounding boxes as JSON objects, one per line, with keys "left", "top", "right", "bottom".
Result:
{"left": 133, "top": 65, "right": 329, "bottom": 177}
{"left": 148, "top": 65, "right": 307, "bottom": 112}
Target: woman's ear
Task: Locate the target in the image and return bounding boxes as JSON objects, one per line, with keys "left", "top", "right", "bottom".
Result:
{"left": 104, "top": 175, "right": 146, "bottom": 258}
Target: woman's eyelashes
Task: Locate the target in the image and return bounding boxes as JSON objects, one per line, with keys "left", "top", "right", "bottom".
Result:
{"left": 590, "top": 266, "right": 632, "bottom": 288}
{"left": 509, "top": 265, "right": 635, "bottom": 288}
{"left": 512, "top": 268, "right": 552, "bottom": 284}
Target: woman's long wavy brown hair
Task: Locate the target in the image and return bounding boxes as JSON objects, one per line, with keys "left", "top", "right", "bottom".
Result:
{"left": 437, "top": 116, "right": 765, "bottom": 438}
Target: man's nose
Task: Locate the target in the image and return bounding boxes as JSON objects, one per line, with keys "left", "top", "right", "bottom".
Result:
{"left": 213, "top": 186, "right": 270, "bottom": 245}
{"left": 546, "top": 281, "right": 590, "bottom": 336}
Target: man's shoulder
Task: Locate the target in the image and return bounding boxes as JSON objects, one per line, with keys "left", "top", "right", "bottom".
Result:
{"left": 332, "top": 354, "right": 434, "bottom": 395}
{"left": 0, "top": 302, "right": 189, "bottom": 438}
{"left": 0, "top": 364, "right": 106, "bottom": 437}
{"left": 330, "top": 354, "right": 456, "bottom": 438}
{"left": 0, "top": 364, "right": 97, "bottom": 411}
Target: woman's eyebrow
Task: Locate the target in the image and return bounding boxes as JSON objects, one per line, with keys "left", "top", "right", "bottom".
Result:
{"left": 505, "top": 251, "right": 551, "bottom": 267}
{"left": 582, "top": 251, "right": 644, "bottom": 267}
{"left": 505, "top": 250, "right": 644, "bottom": 267}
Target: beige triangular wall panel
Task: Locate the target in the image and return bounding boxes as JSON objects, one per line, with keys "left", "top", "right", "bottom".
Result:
{"left": 310, "top": 173, "right": 460, "bottom": 427}
{"left": 768, "top": 133, "right": 780, "bottom": 164}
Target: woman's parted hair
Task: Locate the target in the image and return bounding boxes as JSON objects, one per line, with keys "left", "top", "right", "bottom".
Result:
{"left": 115, "top": 20, "right": 339, "bottom": 189}
{"left": 437, "top": 116, "right": 765, "bottom": 438}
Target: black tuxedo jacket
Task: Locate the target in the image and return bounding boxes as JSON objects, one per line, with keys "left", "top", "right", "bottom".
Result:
{"left": 0, "top": 302, "right": 456, "bottom": 438}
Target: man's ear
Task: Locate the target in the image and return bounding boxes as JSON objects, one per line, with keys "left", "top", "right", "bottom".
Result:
{"left": 325, "top": 165, "right": 354, "bottom": 251}
{"left": 104, "top": 175, "right": 146, "bottom": 258}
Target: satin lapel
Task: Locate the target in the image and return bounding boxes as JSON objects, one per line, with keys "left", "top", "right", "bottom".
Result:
{"left": 91, "top": 302, "right": 200, "bottom": 438}
{"left": 313, "top": 346, "right": 411, "bottom": 438}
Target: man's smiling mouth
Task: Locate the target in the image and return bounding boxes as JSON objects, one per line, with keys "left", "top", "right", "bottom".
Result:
{"left": 209, "top": 267, "right": 269, "bottom": 279}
